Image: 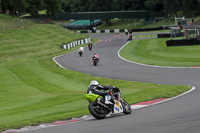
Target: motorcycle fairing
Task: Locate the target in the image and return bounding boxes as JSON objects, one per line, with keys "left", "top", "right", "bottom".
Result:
{"left": 114, "top": 100, "right": 123, "bottom": 113}
{"left": 84, "top": 94, "right": 103, "bottom": 102}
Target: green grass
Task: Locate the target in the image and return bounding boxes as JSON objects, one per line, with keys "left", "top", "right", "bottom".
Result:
{"left": 133, "top": 34, "right": 157, "bottom": 39}
{"left": 0, "top": 20, "right": 191, "bottom": 131}
{"left": 120, "top": 38, "right": 200, "bottom": 67}
{"left": 0, "top": 14, "right": 17, "bottom": 23}
{"left": 0, "top": 58, "right": 190, "bottom": 131}
{"left": 0, "top": 24, "right": 88, "bottom": 63}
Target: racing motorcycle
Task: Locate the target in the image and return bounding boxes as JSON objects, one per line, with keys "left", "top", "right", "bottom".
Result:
{"left": 88, "top": 43, "right": 92, "bottom": 51}
{"left": 84, "top": 88, "right": 131, "bottom": 119}
{"left": 79, "top": 50, "right": 83, "bottom": 57}
{"left": 93, "top": 56, "right": 99, "bottom": 66}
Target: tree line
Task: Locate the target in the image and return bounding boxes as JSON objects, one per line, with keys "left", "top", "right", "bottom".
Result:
{"left": 0, "top": 0, "right": 200, "bottom": 18}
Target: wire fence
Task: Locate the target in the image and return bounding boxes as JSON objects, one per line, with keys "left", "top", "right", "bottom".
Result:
{"left": 0, "top": 17, "right": 57, "bottom": 31}
{"left": 0, "top": 19, "right": 34, "bottom": 31}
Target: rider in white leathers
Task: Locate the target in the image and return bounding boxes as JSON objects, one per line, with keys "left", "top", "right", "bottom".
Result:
{"left": 78, "top": 47, "right": 84, "bottom": 53}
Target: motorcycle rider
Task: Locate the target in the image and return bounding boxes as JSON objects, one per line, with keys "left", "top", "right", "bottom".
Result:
{"left": 87, "top": 80, "right": 120, "bottom": 105}
{"left": 78, "top": 46, "right": 84, "bottom": 56}
{"left": 79, "top": 46, "right": 84, "bottom": 52}
{"left": 92, "top": 53, "right": 99, "bottom": 61}
{"left": 127, "top": 29, "right": 132, "bottom": 41}
{"left": 88, "top": 42, "right": 93, "bottom": 51}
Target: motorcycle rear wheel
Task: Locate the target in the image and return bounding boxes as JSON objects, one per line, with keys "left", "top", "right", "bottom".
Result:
{"left": 88, "top": 101, "right": 107, "bottom": 119}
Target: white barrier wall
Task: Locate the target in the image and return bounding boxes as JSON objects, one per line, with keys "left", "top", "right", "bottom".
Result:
{"left": 114, "top": 29, "right": 120, "bottom": 33}
{"left": 63, "top": 38, "right": 90, "bottom": 50}
{"left": 105, "top": 30, "right": 110, "bottom": 33}
{"left": 96, "top": 30, "right": 101, "bottom": 33}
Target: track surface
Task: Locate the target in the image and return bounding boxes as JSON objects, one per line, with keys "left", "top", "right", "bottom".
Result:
{"left": 26, "top": 33, "right": 200, "bottom": 133}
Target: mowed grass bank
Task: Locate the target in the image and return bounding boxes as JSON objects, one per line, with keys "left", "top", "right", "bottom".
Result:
{"left": 0, "top": 24, "right": 88, "bottom": 63}
{"left": 120, "top": 38, "right": 200, "bottom": 67}
{"left": 0, "top": 24, "right": 190, "bottom": 131}
{"left": 0, "top": 14, "right": 16, "bottom": 23}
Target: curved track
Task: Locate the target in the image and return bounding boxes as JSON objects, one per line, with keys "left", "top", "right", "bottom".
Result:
{"left": 26, "top": 33, "right": 200, "bottom": 133}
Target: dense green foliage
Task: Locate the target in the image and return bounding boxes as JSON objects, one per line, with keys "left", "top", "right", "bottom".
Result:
{"left": 0, "top": 0, "right": 200, "bottom": 18}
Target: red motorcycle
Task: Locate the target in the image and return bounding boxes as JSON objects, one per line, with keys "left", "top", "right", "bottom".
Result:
{"left": 93, "top": 53, "right": 99, "bottom": 66}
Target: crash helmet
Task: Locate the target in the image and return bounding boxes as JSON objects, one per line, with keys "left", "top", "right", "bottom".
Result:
{"left": 89, "top": 80, "right": 99, "bottom": 86}
{"left": 94, "top": 53, "right": 98, "bottom": 57}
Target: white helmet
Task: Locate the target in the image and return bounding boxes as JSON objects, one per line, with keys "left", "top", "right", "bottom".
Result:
{"left": 89, "top": 80, "right": 99, "bottom": 86}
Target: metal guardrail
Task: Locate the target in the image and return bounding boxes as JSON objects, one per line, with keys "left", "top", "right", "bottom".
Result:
{"left": 62, "top": 38, "right": 91, "bottom": 50}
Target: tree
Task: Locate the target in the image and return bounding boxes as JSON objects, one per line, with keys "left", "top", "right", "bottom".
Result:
{"left": 131, "top": 0, "right": 147, "bottom": 10}
{"left": 62, "top": 0, "right": 117, "bottom": 12}
{"left": 61, "top": 1, "right": 71, "bottom": 13}
{"left": 112, "top": 0, "right": 128, "bottom": 11}
{"left": 145, "top": 0, "right": 164, "bottom": 12}
{"left": 0, "top": 0, "right": 2, "bottom": 12}
{"left": 26, "top": 0, "right": 41, "bottom": 18}
{"left": 163, "top": 0, "right": 198, "bottom": 17}
{"left": 43, "top": 0, "right": 61, "bottom": 19}
{"left": 198, "top": 0, "right": 200, "bottom": 14}
{"left": 1, "top": 0, "right": 25, "bottom": 17}
{"left": 163, "top": 0, "right": 182, "bottom": 17}
{"left": 182, "top": 0, "right": 198, "bottom": 17}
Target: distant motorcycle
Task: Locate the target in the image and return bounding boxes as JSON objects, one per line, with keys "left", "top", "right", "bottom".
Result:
{"left": 88, "top": 43, "right": 92, "bottom": 51}
{"left": 93, "top": 53, "right": 99, "bottom": 66}
{"left": 93, "top": 56, "right": 99, "bottom": 66}
{"left": 78, "top": 47, "right": 84, "bottom": 57}
{"left": 79, "top": 50, "right": 83, "bottom": 56}
{"left": 84, "top": 87, "right": 131, "bottom": 119}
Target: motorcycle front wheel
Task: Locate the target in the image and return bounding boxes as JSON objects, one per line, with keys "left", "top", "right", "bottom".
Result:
{"left": 88, "top": 101, "right": 107, "bottom": 119}
{"left": 121, "top": 99, "right": 132, "bottom": 114}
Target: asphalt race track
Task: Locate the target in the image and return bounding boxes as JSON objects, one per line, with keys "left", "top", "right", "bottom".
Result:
{"left": 25, "top": 33, "right": 200, "bottom": 133}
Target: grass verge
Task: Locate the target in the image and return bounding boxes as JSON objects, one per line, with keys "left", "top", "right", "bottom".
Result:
{"left": 120, "top": 38, "right": 200, "bottom": 67}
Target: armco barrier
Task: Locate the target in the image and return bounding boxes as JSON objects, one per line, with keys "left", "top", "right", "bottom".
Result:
{"left": 166, "top": 39, "right": 200, "bottom": 47}
{"left": 62, "top": 38, "right": 90, "bottom": 50}
{"left": 157, "top": 32, "right": 184, "bottom": 38}
{"left": 76, "top": 26, "right": 173, "bottom": 34}
{"left": 77, "top": 29, "right": 127, "bottom": 33}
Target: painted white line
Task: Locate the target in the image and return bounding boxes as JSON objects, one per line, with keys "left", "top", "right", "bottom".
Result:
{"left": 155, "top": 86, "right": 196, "bottom": 105}
{"left": 53, "top": 43, "right": 86, "bottom": 69}
{"left": 53, "top": 56, "right": 66, "bottom": 69}
{"left": 130, "top": 86, "right": 196, "bottom": 110}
